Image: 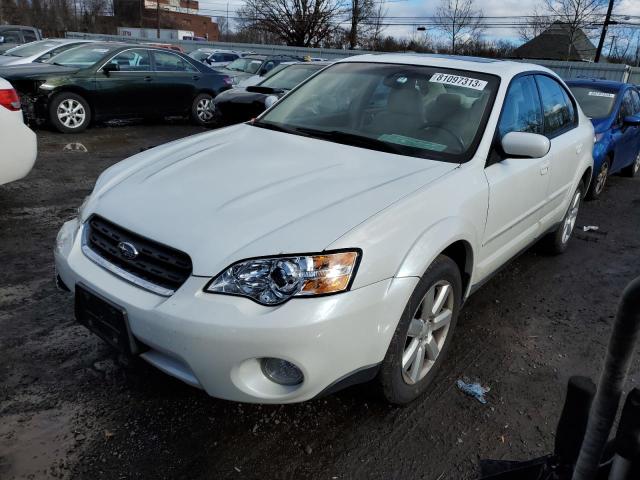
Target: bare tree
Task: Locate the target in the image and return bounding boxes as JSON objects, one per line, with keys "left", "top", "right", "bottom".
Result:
{"left": 347, "top": 0, "right": 387, "bottom": 50}
{"left": 237, "top": 0, "right": 342, "bottom": 47}
{"left": 434, "top": 0, "right": 484, "bottom": 54}
{"left": 517, "top": 5, "right": 553, "bottom": 42}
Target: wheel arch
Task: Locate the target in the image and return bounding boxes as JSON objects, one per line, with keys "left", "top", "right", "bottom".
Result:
{"left": 395, "top": 218, "right": 477, "bottom": 300}
{"left": 581, "top": 166, "right": 593, "bottom": 193}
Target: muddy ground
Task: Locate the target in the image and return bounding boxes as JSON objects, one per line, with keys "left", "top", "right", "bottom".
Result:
{"left": 1, "top": 122, "right": 639, "bottom": 480}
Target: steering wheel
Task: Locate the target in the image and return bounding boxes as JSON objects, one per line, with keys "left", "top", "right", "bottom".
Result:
{"left": 421, "top": 123, "right": 465, "bottom": 152}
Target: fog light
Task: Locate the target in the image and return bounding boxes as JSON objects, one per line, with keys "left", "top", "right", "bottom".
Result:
{"left": 261, "top": 358, "right": 303, "bottom": 386}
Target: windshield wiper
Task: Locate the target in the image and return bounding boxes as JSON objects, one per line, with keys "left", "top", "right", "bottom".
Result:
{"left": 293, "top": 127, "right": 402, "bottom": 154}
{"left": 251, "top": 120, "right": 309, "bottom": 136}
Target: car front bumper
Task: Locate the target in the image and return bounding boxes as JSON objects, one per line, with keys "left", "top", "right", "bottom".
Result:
{"left": 54, "top": 219, "right": 417, "bottom": 403}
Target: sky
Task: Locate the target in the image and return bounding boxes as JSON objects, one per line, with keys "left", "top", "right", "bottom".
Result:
{"left": 197, "top": 0, "right": 640, "bottom": 47}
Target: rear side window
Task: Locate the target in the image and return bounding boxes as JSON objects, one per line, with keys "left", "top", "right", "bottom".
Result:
{"left": 22, "top": 29, "right": 37, "bottom": 42}
{"left": 620, "top": 90, "right": 635, "bottom": 118}
{"left": 631, "top": 90, "right": 640, "bottom": 114}
{"left": 498, "top": 75, "right": 543, "bottom": 137}
{"left": 535, "top": 75, "right": 576, "bottom": 137}
{"left": 153, "top": 51, "right": 197, "bottom": 72}
{"left": 1, "top": 30, "right": 22, "bottom": 43}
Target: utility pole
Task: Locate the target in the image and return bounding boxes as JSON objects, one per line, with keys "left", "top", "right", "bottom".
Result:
{"left": 226, "top": 1, "right": 229, "bottom": 41}
{"left": 156, "top": 0, "right": 160, "bottom": 39}
{"left": 594, "top": 0, "right": 615, "bottom": 63}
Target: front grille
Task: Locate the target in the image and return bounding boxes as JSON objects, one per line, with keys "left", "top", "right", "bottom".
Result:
{"left": 83, "top": 215, "right": 192, "bottom": 295}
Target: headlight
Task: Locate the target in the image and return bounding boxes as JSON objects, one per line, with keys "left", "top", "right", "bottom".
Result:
{"left": 204, "top": 250, "right": 361, "bottom": 306}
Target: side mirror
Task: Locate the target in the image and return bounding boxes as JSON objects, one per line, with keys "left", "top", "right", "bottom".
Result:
{"left": 102, "top": 63, "right": 120, "bottom": 75}
{"left": 623, "top": 115, "right": 640, "bottom": 127}
{"left": 501, "top": 131, "right": 551, "bottom": 159}
{"left": 0, "top": 36, "right": 5, "bottom": 44}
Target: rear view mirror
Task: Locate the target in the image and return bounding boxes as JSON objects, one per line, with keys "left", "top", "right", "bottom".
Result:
{"left": 102, "top": 63, "right": 120, "bottom": 75}
{"left": 623, "top": 115, "right": 640, "bottom": 127}
{"left": 501, "top": 131, "right": 551, "bottom": 159}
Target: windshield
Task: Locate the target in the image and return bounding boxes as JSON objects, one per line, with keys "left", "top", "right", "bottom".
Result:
{"left": 45, "top": 45, "right": 117, "bottom": 67}
{"left": 568, "top": 86, "right": 618, "bottom": 119}
{"left": 3, "top": 40, "right": 61, "bottom": 57}
{"left": 260, "top": 64, "right": 322, "bottom": 90}
{"left": 257, "top": 62, "right": 499, "bottom": 162}
{"left": 226, "top": 57, "right": 263, "bottom": 73}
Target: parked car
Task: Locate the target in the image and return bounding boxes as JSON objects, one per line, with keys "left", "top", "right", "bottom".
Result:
{"left": 54, "top": 54, "right": 593, "bottom": 405}
{"left": 566, "top": 80, "right": 640, "bottom": 199}
{"left": 141, "top": 42, "right": 185, "bottom": 53}
{"left": 0, "top": 77, "right": 37, "bottom": 186}
{"left": 220, "top": 54, "right": 301, "bottom": 86}
{"left": 0, "top": 25, "right": 42, "bottom": 53}
{"left": 204, "top": 50, "right": 242, "bottom": 68}
{"left": 209, "top": 62, "right": 328, "bottom": 127}
{"left": 0, "top": 42, "right": 232, "bottom": 132}
{"left": 0, "top": 39, "right": 92, "bottom": 66}
{"left": 188, "top": 47, "right": 216, "bottom": 63}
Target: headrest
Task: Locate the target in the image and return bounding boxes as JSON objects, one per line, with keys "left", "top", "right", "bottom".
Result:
{"left": 388, "top": 87, "right": 422, "bottom": 115}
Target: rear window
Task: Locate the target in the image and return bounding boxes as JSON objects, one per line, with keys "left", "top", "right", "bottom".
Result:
{"left": 4, "top": 40, "right": 59, "bottom": 58}
{"left": 568, "top": 85, "right": 618, "bottom": 119}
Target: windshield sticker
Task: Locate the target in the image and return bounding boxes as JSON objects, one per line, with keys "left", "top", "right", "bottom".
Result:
{"left": 430, "top": 73, "right": 487, "bottom": 90}
{"left": 588, "top": 91, "right": 615, "bottom": 98}
{"left": 379, "top": 134, "right": 448, "bottom": 152}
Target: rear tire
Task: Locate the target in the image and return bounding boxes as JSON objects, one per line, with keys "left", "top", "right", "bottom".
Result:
{"left": 541, "top": 184, "right": 583, "bottom": 255}
{"left": 49, "top": 92, "right": 91, "bottom": 133}
{"left": 621, "top": 151, "right": 640, "bottom": 178}
{"left": 191, "top": 93, "right": 215, "bottom": 126}
{"left": 586, "top": 157, "right": 609, "bottom": 200}
{"left": 377, "top": 255, "right": 462, "bottom": 405}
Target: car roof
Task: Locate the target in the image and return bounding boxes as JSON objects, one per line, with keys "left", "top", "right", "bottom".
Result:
{"left": 565, "top": 79, "right": 628, "bottom": 90}
{"left": 338, "top": 53, "right": 555, "bottom": 79}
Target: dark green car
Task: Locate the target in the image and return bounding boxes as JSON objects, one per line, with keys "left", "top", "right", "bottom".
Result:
{"left": 0, "top": 42, "right": 232, "bottom": 132}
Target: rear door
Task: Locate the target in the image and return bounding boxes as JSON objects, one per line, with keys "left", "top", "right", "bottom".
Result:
{"left": 534, "top": 74, "right": 581, "bottom": 218}
{"left": 151, "top": 50, "right": 200, "bottom": 114}
{"left": 95, "top": 48, "right": 154, "bottom": 117}
{"left": 482, "top": 75, "right": 550, "bottom": 270}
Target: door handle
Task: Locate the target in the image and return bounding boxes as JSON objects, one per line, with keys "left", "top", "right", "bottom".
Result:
{"left": 144, "top": 76, "right": 152, "bottom": 82}
{"left": 192, "top": 75, "right": 200, "bottom": 81}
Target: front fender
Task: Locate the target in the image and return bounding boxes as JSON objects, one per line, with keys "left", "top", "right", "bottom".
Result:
{"left": 395, "top": 217, "right": 478, "bottom": 296}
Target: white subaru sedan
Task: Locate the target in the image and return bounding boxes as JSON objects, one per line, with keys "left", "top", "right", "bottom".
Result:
{"left": 0, "top": 77, "right": 36, "bottom": 186}
{"left": 54, "top": 55, "right": 593, "bottom": 404}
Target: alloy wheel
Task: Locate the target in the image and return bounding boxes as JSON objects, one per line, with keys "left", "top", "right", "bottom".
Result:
{"left": 57, "top": 99, "right": 86, "bottom": 129}
{"left": 561, "top": 190, "right": 581, "bottom": 244}
{"left": 402, "top": 280, "right": 454, "bottom": 385}
{"left": 594, "top": 161, "right": 609, "bottom": 195}
{"left": 196, "top": 98, "right": 213, "bottom": 122}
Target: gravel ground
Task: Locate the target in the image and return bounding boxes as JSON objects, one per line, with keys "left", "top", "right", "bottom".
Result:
{"left": 1, "top": 122, "right": 639, "bottom": 480}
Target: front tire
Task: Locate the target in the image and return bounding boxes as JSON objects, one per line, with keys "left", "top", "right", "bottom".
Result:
{"left": 377, "top": 255, "right": 462, "bottom": 405}
{"left": 586, "top": 157, "right": 609, "bottom": 200}
{"left": 621, "top": 151, "right": 640, "bottom": 178}
{"left": 541, "top": 184, "right": 583, "bottom": 255}
{"left": 49, "top": 92, "right": 91, "bottom": 133}
{"left": 191, "top": 93, "right": 215, "bottom": 126}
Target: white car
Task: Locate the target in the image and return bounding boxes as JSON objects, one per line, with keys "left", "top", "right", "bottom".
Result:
{"left": 54, "top": 55, "right": 593, "bottom": 404}
{"left": 0, "top": 77, "right": 36, "bottom": 186}
{"left": 0, "top": 39, "right": 91, "bottom": 66}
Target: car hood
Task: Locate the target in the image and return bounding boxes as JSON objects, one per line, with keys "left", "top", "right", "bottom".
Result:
{"left": 0, "top": 63, "right": 79, "bottom": 80}
{"left": 88, "top": 124, "right": 458, "bottom": 276}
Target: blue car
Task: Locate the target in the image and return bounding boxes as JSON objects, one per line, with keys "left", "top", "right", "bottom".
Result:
{"left": 567, "top": 80, "right": 640, "bottom": 199}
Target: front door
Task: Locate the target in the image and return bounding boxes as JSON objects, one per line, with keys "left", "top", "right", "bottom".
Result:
{"left": 95, "top": 48, "right": 153, "bottom": 118}
{"left": 480, "top": 75, "right": 550, "bottom": 275}
{"left": 613, "top": 89, "right": 640, "bottom": 172}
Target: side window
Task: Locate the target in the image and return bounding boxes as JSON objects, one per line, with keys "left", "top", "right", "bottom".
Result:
{"left": 153, "top": 51, "right": 197, "bottom": 72}
{"left": 498, "top": 76, "right": 543, "bottom": 138}
{"left": 107, "top": 49, "right": 151, "bottom": 71}
{"left": 535, "top": 75, "right": 576, "bottom": 137}
{"left": 22, "top": 29, "right": 37, "bottom": 42}
{"left": 262, "top": 61, "right": 276, "bottom": 74}
{"left": 1, "top": 30, "right": 22, "bottom": 43}
{"left": 631, "top": 90, "right": 640, "bottom": 115}
{"left": 620, "top": 90, "right": 635, "bottom": 119}
{"left": 211, "top": 53, "right": 224, "bottom": 62}
{"left": 224, "top": 54, "right": 238, "bottom": 62}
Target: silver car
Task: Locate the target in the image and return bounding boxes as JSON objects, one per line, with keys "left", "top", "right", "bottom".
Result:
{"left": 0, "top": 39, "right": 92, "bottom": 66}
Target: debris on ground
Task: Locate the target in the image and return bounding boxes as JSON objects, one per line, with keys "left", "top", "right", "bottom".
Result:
{"left": 456, "top": 379, "right": 490, "bottom": 404}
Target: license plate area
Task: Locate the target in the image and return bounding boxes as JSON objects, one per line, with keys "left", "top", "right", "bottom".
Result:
{"left": 75, "top": 284, "right": 139, "bottom": 356}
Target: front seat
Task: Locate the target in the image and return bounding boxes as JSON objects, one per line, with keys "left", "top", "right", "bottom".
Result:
{"left": 369, "top": 86, "right": 423, "bottom": 136}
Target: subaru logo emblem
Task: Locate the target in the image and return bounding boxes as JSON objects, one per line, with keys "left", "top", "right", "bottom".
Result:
{"left": 117, "top": 241, "right": 139, "bottom": 260}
